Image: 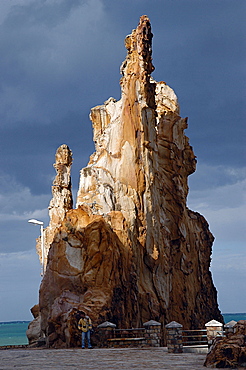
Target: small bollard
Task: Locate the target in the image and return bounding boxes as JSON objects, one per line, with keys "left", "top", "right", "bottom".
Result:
{"left": 205, "top": 319, "right": 223, "bottom": 348}
{"left": 224, "top": 320, "right": 237, "bottom": 336}
{"left": 97, "top": 321, "right": 116, "bottom": 347}
{"left": 165, "top": 321, "right": 183, "bottom": 353}
{"left": 143, "top": 320, "right": 161, "bottom": 347}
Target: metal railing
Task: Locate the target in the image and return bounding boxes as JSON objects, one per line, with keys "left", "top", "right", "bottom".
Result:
{"left": 182, "top": 329, "right": 208, "bottom": 347}
{"left": 112, "top": 328, "right": 145, "bottom": 339}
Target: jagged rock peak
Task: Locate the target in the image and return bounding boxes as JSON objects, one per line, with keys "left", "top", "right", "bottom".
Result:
{"left": 120, "top": 15, "right": 154, "bottom": 87}
{"left": 53, "top": 144, "right": 73, "bottom": 188}
{"left": 49, "top": 144, "right": 73, "bottom": 217}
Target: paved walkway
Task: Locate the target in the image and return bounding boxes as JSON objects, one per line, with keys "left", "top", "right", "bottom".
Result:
{"left": 0, "top": 347, "right": 217, "bottom": 370}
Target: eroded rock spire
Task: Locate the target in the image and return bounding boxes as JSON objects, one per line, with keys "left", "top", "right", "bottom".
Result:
{"left": 31, "top": 16, "right": 222, "bottom": 348}
{"left": 36, "top": 144, "right": 73, "bottom": 271}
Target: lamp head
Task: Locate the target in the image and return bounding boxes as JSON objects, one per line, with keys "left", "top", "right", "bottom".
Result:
{"left": 28, "top": 219, "right": 44, "bottom": 225}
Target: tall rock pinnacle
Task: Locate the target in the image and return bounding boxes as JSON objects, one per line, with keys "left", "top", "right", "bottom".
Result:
{"left": 34, "top": 16, "right": 222, "bottom": 348}
{"left": 36, "top": 144, "right": 73, "bottom": 271}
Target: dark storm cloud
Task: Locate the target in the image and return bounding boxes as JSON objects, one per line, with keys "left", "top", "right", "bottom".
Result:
{"left": 148, "top": 1, "right": 246, "bottom": 168}
{"left": 0, "top": 0, "right": 124, "bottom": 195}
{"left": 0, "top": 112, "right": 94, "bottom": 195}
{"left": 0, "top": 0, "right": 122, "bottom": 128}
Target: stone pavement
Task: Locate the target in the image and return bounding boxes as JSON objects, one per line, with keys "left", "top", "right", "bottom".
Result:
{"left": 0, "top": 347, "right": 221, "bottom": 370}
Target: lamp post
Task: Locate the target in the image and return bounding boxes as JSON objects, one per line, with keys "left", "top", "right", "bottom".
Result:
{"left": 28, "top": 219, "right": 45, "bottom": 277}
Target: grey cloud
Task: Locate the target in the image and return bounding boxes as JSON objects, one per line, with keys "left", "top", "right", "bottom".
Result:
{"left": 0, "top": 0, "right": 122, "bottom": 127}
{"left": 0, "top": 171, "right": 49, "bottom": 253}
{"left": 0, "top": 171, "right": 50, "bottom": 214}
{"left": 188, "top": 164, "right": 246, "bottom": 191}
{"left": 188, "top": 176, "right": 246, "bottom": 245}
{"left": 0, "top": 112, "right": 94, "bottom": 194}
{"left": 4, "top": 0, "right": 83, "bottom": 29}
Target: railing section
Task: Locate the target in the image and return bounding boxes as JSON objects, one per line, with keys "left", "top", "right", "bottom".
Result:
{"left": 111, "top": 328, "right": 145, "bottom": 338}
{"left": 182, "top": 329, "right": 207, "bottom": 347}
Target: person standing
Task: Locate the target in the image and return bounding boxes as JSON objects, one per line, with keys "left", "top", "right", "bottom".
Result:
{"left": 78, "top": 311, "right": 93, "bottom": 349}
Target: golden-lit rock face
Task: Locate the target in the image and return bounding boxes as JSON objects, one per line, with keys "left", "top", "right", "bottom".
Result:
{"left": 38, "top": 16, "right": 222, "bottom": 348}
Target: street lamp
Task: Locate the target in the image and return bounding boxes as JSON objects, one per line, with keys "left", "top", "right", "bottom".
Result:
{"left": 28, "top": 219, "right": 45, "bottom": 277}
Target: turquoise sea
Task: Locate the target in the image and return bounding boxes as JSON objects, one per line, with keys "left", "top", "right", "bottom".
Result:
{"left": 0, "top": 314, "right": 246, "bottom": 346}
{"left": 0, "top": 321, "right": 29, "bottom": 346}
{"left": 223, "top": 313, "right": 246, "bottom": 324}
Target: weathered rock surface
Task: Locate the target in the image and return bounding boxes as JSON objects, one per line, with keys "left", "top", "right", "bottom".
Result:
{"left": 26, "top": 316, "right": 42, "bottom": 345}
{"left": 30, "top": 304, "right": 39, "bottom": 319}
{"left": 34, "top": 15, "right": 222, "bottom": 348}
{"left": 36, "top": 144, "right": 73, "bottom": 271}
{"left": 204, "top": 320, "right": 246, "bottom": 368}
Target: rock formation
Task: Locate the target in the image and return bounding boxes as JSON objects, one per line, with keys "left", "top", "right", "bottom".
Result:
{"left": 36, "top": 144, "right": 73, "bottom": 271}
{"left": 31, "top": 15, "right": 223, "bottom": 348}
{"left": 204, "top": 320, "right": 246, "bottom": 368}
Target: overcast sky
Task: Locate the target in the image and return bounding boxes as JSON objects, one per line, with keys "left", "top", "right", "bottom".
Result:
{"left": 0, "top": 0, "right": 245, "bottom": 322}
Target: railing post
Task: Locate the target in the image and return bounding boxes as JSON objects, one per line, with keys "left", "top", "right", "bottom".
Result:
{"left": 205, "top": 319, "right": 223, "bottom": 349}
{"left": 97, "top": 321, "right": 116, "bottom": 347}
{"left": 165, "top": 321, "right": 183, "bottom": 353}
{"left": 143, "top": 320, "right": 161, "bottom": 347}
{"left": 224, "top": 320, "right": 237, "bottom": 337}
